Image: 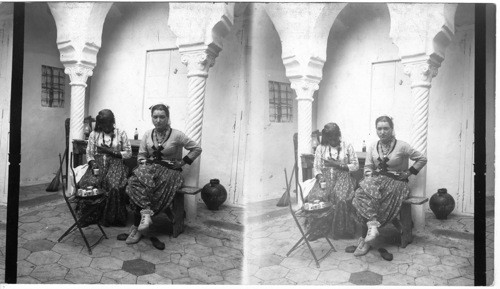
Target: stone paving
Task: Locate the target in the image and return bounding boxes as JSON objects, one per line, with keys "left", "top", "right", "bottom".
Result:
{"left": 245, "top": 198, "right": 484, "bottom": 286}
{"left": 0, "top": 183, "right": 243, "bottom": 284}
{"left": 0, "top": 184, "right": 494, "bottom": 285}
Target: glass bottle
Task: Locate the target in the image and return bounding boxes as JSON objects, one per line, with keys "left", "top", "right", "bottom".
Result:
{"left": 134, "top": 128, "right": 139, "bottom": 140}
{"left": 83, "top": 121, "right": 91, "bottom": 140}
{"left": 362, "top": 140, "right": 366, "bottom": 152}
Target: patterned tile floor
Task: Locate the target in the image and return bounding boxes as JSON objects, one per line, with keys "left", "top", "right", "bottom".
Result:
{"left": 0, "top": 183, "right": 243, "bottom": 284}
{"left": 0, "top": 184, "right": 494, "bottom": 285}
{"left": 245, "top": 197, "right": 492, "bottom": 286}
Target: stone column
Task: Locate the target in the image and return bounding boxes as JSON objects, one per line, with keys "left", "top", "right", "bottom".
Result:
{"left": 180, "top": 46, "right": 217, "bottom": 219}
{"left": 65, "top": 65, "right": 93, "bottom": 142}
{"left": 403, "top": 58, "right": 439, "bottom": 229}
{"left": 388, "top": 3, "right": 456, "bottom": 229}
{"left": 264, "top": 3, "right": 345, "bottom": 182}
{"left": 168, "top": 3, "right": 233, "bottom": 219}
{"left": 291, "top": 79, "right": 318, "bottom": 158}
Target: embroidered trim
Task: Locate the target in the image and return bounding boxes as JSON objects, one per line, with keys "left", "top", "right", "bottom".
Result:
{"left": 151, "top": 128, "right": 172, "bottom": 161}
{"left": 376, "top": 139, "right": 397, "bottom": 172}
{"left": 101, "top": 130, "right": 115, "bottom": 148}
{"left": 328, "top": 143, "right": 341, "bottom": 161}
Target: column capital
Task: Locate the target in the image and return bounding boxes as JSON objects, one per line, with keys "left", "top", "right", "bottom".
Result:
{"left": 290, "top": 78, "right": 319, "bottom": 101}
{"left": 65, "top": 64, "right": 93, "bottom": 87}
{"left": 180, "top": 45, "right": 219, "bottom": 78}
{"left": 48, "top": 2, "right": 112, "bottom": 68}
{"left": 402, "top": 57, "right": 440, "bottom": 88}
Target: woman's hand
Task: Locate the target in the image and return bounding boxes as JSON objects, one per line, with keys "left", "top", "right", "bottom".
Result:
{"left": 398, "top": 170, "right": 412, "bottom": 180}
{"left": 171, "top": 160, "right": 185, "bottom": 170}
{"left": 325, "top": 159, "right": 348, "bottom": 171}
{"left": 97, "top": 145, "right": 114, "bottom": 155}
{"left": 88, "top": 160, "right": 96, "bottom": 169}
{"left": 324, "top": 159, "right": 341, "bottom": 168}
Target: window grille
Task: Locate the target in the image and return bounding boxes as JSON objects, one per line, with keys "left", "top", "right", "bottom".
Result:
{"left": 41, "top": 65, "right": 65, "bottom": 108}
{"left": 269, "top": 81, "right": 294, "bottom": 123}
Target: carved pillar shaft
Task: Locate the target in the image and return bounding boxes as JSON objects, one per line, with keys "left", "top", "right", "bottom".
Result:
{"left": 410, "top": 85, "right": 430, "bottom": 153}
{"left": 185, "top": 76, "right": 208, "bottom": 144}
{"left": 66, "top": 65, "right": 93, "bottom": 145}
{"left": 405, "top": 62, "right": 437, "bottom": 155}
{"left": 292, "top": 80, "right": 318, "bottom": 181}
{"left": 69, "top": 85, "right": 86, "bottom": 141}
{"left": 404, "top": 60, "right": 438, "bottom": 229}
{"left": 180, "top": 48, "right": 216, "bottom": 219}
{"left": 182, "top": 49, "right": 216, "bottom": 144}
{"left": 297, "top": 98, "right": 313, "bottom": 156}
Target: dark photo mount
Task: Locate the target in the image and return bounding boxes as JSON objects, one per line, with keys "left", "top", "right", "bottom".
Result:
{"left": 5, "top": 2, "right": 24, "bottom": 284}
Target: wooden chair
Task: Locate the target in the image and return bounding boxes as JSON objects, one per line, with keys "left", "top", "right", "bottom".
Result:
{"left": 58, "top": 152, "right": 108, "bottom": 255}
{"left": 285, "top": 168, "right": 336, "bottom": 268}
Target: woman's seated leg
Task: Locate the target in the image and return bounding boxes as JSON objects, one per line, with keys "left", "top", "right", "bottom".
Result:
{"left": 126, "top": 208, "right": 142, "bottom": 244}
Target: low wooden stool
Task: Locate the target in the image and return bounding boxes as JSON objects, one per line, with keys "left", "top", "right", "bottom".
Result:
{"left": 165, "top": 186, "right": 202, "bottom": 238}
{"left": 392, "top": 197, "right": 429, "bottom": 248}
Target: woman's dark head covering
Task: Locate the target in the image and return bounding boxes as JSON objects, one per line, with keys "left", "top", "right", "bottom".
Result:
{"left": 150, "top": 103, "right": 170, "bottom": 118}
{"left": 375, "top": 115, "right": 394, "bottom": 129}
{"left": 321, "top": 122, "right": 341, "bottom": 145}
{"left": 94, "top": 109, "right": 115, "bottom": 132}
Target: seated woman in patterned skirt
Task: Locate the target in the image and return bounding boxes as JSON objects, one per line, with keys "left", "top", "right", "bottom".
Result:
{"left": 124, "top": 104, "right": 202, "bottom": 248}
{"left": 305, "top": 122, "right": 359, "bottom": 240}
{"left": 351, "top": 115, "right": 427, "bottom": 256}
{"left": 77, "top": 109, "right": 132, "bottom": 227}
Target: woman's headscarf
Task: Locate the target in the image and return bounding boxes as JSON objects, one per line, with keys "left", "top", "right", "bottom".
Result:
{"left": 94, "top": 109, "right": 115, "bottom": 132}
{"left": 150, "top": 103, "right": 171, "bottom": 125}
{"left": 320, "top": 122, "right": 341, "bottom": 145}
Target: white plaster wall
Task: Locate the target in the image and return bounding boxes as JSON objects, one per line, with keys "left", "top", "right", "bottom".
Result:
{"left": 319, "top": 3, "right": 401, "bottom": 151}
{"left": 429, "top": 23, "right": 474, "bottom": 214}
{"left": 90, "top": 2, "right": 176, "bottom": 135}
{"left": 20, "top": 3, "right": 71, "bottom": 185}
{"left": 90, "top": 3, "right": 247, "bottom": 204}
{"left": 318, "top": 3, "right": 476, "bottom": 214}
{"left": 201, "top": 14, "right": 247, "bottom": 204}
{"left": 243, "top": 5, "right": 297, "bottom": 203}
{"left": 0, "top": 3, "right": 13, "bottom": 204}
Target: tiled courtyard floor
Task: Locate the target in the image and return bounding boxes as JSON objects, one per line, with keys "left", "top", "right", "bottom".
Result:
{"left": 0, "top": 184, "right": 494, "bottom": 285}
{"left": 0, "top": 183, "right": 243, "bottom": 284}
{"left": 245, "top": 197, "right": 492, "bottom": 286}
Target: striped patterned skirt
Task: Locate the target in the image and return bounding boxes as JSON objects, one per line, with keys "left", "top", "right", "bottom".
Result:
{"left": 351, "top": 175, "right": 410, "bottom": 226}
{"left": 304, "top": 167, "right": 357, "bottom": 240}
{"left": 126, "top": 163, "right": 184, "bottom": 215}
{"left": 76, "top": 156, "right": 130, "bottom": 227}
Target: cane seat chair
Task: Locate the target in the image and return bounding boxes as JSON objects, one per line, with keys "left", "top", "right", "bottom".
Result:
{"left": 58, "top": 152, "right": 108, "bottom": 255}
{"left": 286, "top": 169, "right": 336, "bottom": 268}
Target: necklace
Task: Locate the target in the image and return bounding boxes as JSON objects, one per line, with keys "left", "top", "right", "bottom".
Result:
{"left": 328, "top": 144, "right": 341, "bottom": 161}
{"left": 378, "top": 138, "right": 396, "bottom": 158}
{"left": 151, "top": 128, "right": 172, "bottom": 161}
{"left": 101, "top": 131, "right": 115, "bottom": 148}
{"left": 155, "top": 129, "right": 168, "bottom": 144}
{"left": 151, "top": 128, "right": 172, "bottom": 149}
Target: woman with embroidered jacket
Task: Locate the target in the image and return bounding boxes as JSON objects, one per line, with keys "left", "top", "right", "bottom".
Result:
{"left": 124, "top": 104, "right": 202, "bottom": 246}
{"left": 305, "top": 123, "right": 359, "bottom": 240}
{"left": 351, "top": 115, "right": 427, "bottom": 256}
{"left": 77, "top": 109, "right": 132, "bottom": 227}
